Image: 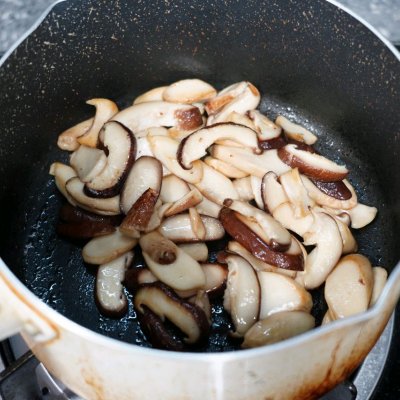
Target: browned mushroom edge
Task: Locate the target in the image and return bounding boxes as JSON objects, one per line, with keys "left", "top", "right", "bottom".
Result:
{"left": 219, "top": 208, "right": 304, "bottom": 271}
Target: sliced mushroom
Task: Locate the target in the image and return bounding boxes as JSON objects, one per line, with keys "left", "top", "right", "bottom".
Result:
{"left": 301, "top": 176, "right": 357, "bottom": 210}
{"left": 322, "top": 310, "right": 335, "bottom": 325}
{"left": 144, "top": 199, "right": 170, "bottom": 232}
{"left": 164, "top": 188, "right": 203, "bottom": 217}
{"left": 195, "top": 162, "right": 238, "bottom": 205}
{"left": 148, "top": 136, "right": 203, "bottom": 184}
{"left": 140, "top": 231, "right": 205, "bottom": 291}
{"left": 233, "top": 176, "right": 255, "bottom": 202}
{"left": 346, "top": 203, "right": 378, "bottom": 229}
{"left": 178, "top": 243, "right": 209, "bottom": 262}
{"left": 219, "top": 208, "right": 303, "bottom": 271}
{"left": 134, "top": 282, "right": 209, "bottom": 344}
{"left": 296, "top": 212, "right": 343, "bottom": 289}
{"left": 205, "top": 81, "right": 250, "bottom": 115}
{"left": 278, "top": 144, "right": 348, "bottom": 182}
{"left": 135, "top": 126, "right": 170, "bottom": 139}
{"left": 57, "top": 117, "right": 94, "bottom": 151}
{"left": 248, "top": 110, "right": 282, "bottom": 140}
{"left": 258, "top": 136, "right": 288, "bottom": 151}
{"left": 171, "top": 262, "right": 228, "bottom": 299}
{"left": 49, "top": 162, "right": 78, "bottom": 206}
{"left": 189, "top": 207, "right": 206, "bottom": 240}
{"left": 163, "top": 79, "right": 217, "bottom": 104}
{"left": 227, "top": 241, "right": 296, "bottom": 278}
{"left": 195, "top": 192, "right": 222, "bottom": 218}
{"left": 250, "top": 176, "right": 264, "bottom": 209}
{"left": 178, "top": 123, "right": 260, "bottom": 169}
{"left": 275, "top": 115, "right": 317, "bottom": 145}
{"left": 114, "top": 101, "right": 203, "bottom": 132}
{"left": 133, "top": 86, "right": 168, "bottom": 104}
{"left": 224, "top": 111, "right": 257, "bottom": 130}
{"left": 242, "top": 311, "right": 315, "bottom": 348}
{"left": 120, "top": 156, "right": 162, "bottom": 214}
{"left": 65, "top": 177, "right": 120, "bottom": 215}
{"left": 309, "top": 179, "right": 352, "bottom": 201}
{"left": 82, "top": 228, "right": 137, "bottom": 264}
{"left": 261, "top": 172, "right": 289, "bottom": 213}
{"left": 200, "top": 263, "right": 228, "bottom": 297}
{"left": 84, "top": 121, "right": 136, "bottom": 198}
{"left": 56, "top": 214, "right": 117, "bottom": 239}
{"left": 70, "top": 145, "right": 107, "bottom": 183}
{"left": 204, "top": 156, "right": 248, "bottom": 179}
{"left": 136, "top": 305, "right": 184, "bottom": 351}
{"left": 279, "top": 168, "right": 315, "bottom": 218}
{"left": 334, "top": 217, "right": 358, "bottom": 254}
{"left": 160, "top": 174, "right": 191, "bottom": 203}
{"left": 188, "top": 291, "right": 212, "bottom": 325}
{"left": 58, "top": 203, "right": 122, "bottom": 226}
{"left": 223, "top": 199, "right": 291, "bottom": 250}
{"left": 325, "top": 254, "right": 374, "bottom": 319}
{"left": 120, "top": 188, "right": 159, "bottom": 234}
{"left": 370, "top": 267, "right": 388, "bottom": 306}
{"left": 124, "top": 267, "right": 158, "bottom": 290}
{"left": 159, "top": 213, "right": 225, "bottom": 243}
{"left": 258, "top": 271, "right": 313, "bottom": 319}
{"left": 95, "top": 251, "right": 133, "bottom": 318}
{"left": 270, "top": 203, "right": 314, "bottom": 237}
{"left": 206, "top": 82, "right": 260, "bottom": 125}
{"left": 223, "top": 255, "right": 260, "bottom": 336}
{"left": 211, "top": 145, "right": 290, "bottom": 178}
{"left": 77, "top": 99, "right": 119, "bottom": 147}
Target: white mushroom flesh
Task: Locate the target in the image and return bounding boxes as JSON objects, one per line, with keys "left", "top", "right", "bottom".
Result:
{"left": 223, "top": 255, "right": 260, "bottom": 336}
{"left": 258, "top": 271, "right": 313, "bottom": 319}
{"left": 70, "top": 145, "right": 107, "bottom": 183}
{"left": 140, "top": 231, "right": 205, "bottom": 291}
{"left": 163, "top": 79, "right": 217, "bottom": 104}
{"left": 82, "top": 228, "right": 137, "bottom": 265}
{"left": 242, "top": 311, "right": 315, "bottom": 348}
{"left": 96, "top": 251, "right": 133, "bottom": 315}
{"left": 325, "top": 254, "right": 373, "bottom": 319}
{"left": 275, "top": 115, "right": 317, "bottom": 145}
{"left": 370, "top": 267, "right": 388, "bottom": 306}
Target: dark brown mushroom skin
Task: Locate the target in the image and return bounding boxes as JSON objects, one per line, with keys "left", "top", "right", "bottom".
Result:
{"left": 123, "top": 267, "right": 156, "bottom": 291}
{"left": 57, "top": 203, "right": 121, "bottom": 239}
{"left": 285, "top": 137, "right": 316, "bottom": 153}
{"left": 84, "top": 121, "right": 137, "bottom": 198}
{"left": 59, "top": 203, "right": 122, "bottom": 225}
{"left": 174, "top": 106, "right": 203, "bottom": 131}
{"left": 222, "top": 199, "right": 289, "bottom": 253}
{"left": 177, "top": 122, "right": 261, "bottom": 170}
{"left": 258, "top": 135, "right": 287, "bottom": 150}
{"left": 309, "top": 179, "right": 352, "bottom": 200}
{"left": 56, "top": 221, "right": 116, "bottom": 240}
{"left": 135, "top": 282, "right": 210, "bottom": 346}
{"left": 277, "top": 145, "right": 348, "bottom": 182}
{"left": 120, "top": 188, "right": 159, "bottom": 231}
{"left": 137, "top": 305, "right": 185, "bottom": 351}
{"left": 219, "top": 208, "right": 304, "bottom": 271}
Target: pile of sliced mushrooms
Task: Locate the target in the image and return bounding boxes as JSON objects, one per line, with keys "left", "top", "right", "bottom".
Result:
{"left": 50, "top": 79, "right": 387, "bottom": 351}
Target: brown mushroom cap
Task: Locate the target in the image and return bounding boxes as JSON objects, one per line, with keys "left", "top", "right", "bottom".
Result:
{"left": 134, "top": 282, "right": 210, "bottom": 345}
{"left": 219, "top": 208, "right": 304, "bottom": 271}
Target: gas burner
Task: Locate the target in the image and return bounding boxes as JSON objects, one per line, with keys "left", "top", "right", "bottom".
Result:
{"left": 0, "top": 315, "right": 394, "bottom": 400}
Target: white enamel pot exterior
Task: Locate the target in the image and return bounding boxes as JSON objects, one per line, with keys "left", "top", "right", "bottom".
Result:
{"left": 1, "top": 258, "right": 400, "bottom": 400}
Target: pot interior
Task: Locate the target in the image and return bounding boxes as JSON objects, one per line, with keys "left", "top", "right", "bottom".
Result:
{"left": 0, "top": 0, "right": 399, "bottom": 350}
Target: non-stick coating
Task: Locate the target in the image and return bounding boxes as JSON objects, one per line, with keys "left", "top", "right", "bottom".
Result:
{"left": 0, "top": 0, "right": 399, "bottom": 349}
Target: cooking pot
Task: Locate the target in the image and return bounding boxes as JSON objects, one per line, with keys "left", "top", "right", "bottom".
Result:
{"left": 0, "top": 0, "right": 399, "bottom": 399}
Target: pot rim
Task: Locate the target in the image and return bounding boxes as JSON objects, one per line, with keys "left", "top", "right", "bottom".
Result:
{"left": 0, "top": 0, "right": 399, "bottom": 361}
{"left": 1, "top": 257, "right": 400, "bottom": 361}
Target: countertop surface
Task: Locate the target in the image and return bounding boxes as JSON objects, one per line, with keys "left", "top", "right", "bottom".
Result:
{"left": 0, "top": 0, "right": 400, "bottom": 54}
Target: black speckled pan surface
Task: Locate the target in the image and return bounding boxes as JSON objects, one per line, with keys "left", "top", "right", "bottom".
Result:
{"left": 0, "top": 0, "right": 399, "bottom": 352}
